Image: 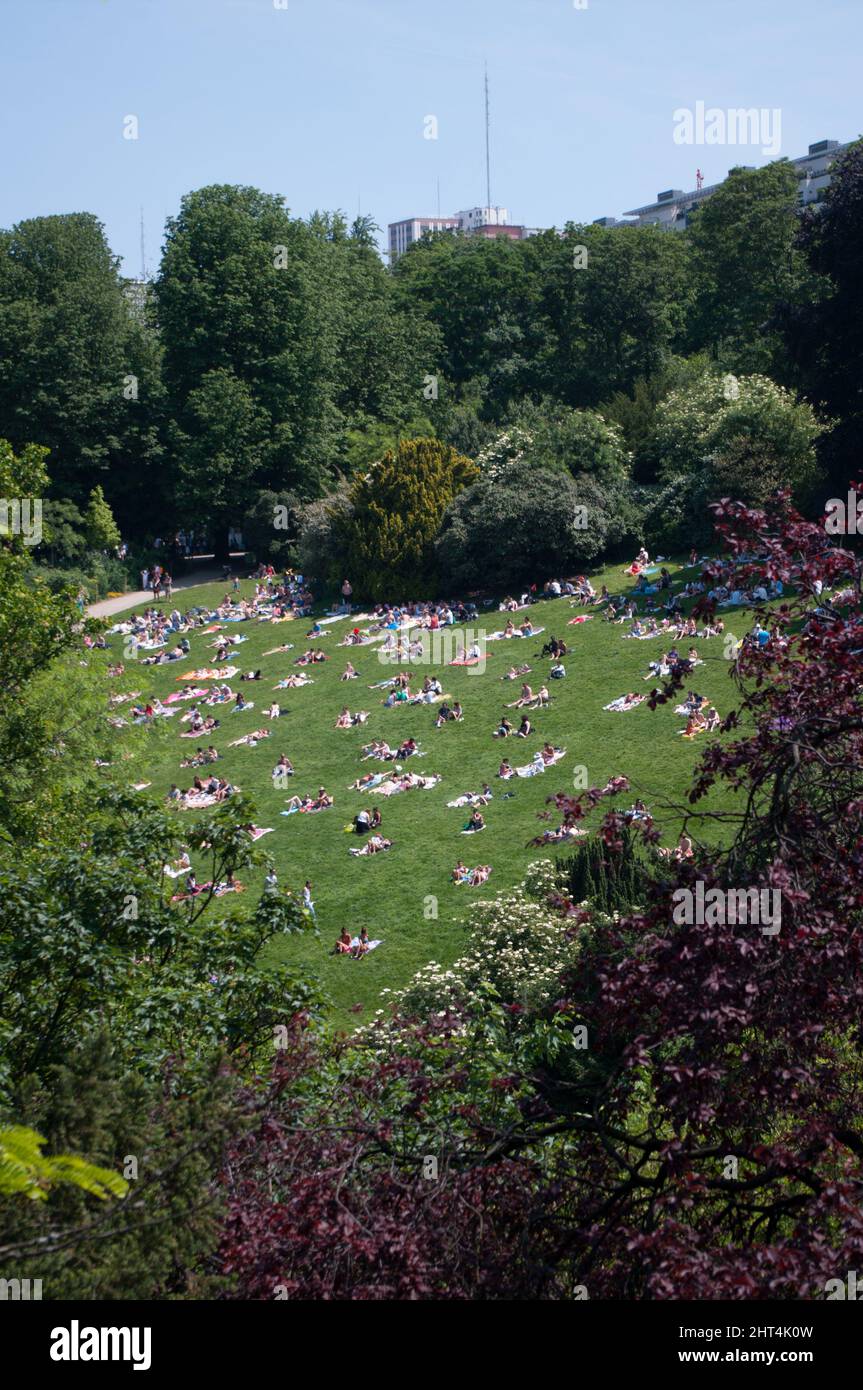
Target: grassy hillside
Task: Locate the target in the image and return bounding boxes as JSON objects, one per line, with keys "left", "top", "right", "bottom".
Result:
{"left": 101, "top": 557, "right": 758, "bottom": 1028}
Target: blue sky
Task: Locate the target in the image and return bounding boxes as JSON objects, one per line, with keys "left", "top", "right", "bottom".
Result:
{"left": 1, "top": 0, "right": 861, "bottom": 272}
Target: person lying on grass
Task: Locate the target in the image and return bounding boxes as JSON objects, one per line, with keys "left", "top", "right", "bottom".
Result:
{"left": 348, "top": 833, "right": 392, "bottom": 857}
{"left": 502, "top": 663, "right": 531, "bottom": 681}
{"left": 452, "top": 863, "right": 491, "bottom": 886}
{"left": 274, "top": 673, "right": 313, "bottom": 689}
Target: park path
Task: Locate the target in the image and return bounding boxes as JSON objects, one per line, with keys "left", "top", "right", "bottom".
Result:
{"left": 87, "top": 566, "right": 226, "bottom": 619}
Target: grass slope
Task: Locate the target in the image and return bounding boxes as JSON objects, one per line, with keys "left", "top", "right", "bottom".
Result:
{"left": 103, "top": 558, "right": 758, "bottom": 1029}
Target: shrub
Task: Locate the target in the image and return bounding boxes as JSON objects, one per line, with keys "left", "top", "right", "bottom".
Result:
{"left": 435, "top": 463, "right": 611, "bottom": 591}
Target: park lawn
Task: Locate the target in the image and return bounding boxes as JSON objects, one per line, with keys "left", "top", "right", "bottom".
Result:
{"left": 100, "top": 558, "right": 761, "bottom": 1031}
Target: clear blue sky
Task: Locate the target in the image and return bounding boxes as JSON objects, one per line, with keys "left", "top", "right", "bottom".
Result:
{"left": 1, "top": 0, "right": 860, "bottom": 272}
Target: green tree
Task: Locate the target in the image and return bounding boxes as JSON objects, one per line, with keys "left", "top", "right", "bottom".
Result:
{"left": 686, "top": 161, "right": 814, "bottom": 376}
{"left": 156, "top": 185, "right": 336, "bottom": 553}
{"left": 339, "top": 438, "right": 477, "bottom": 599}
{"left": 648, "top": 370, "right": 824, "bottom": 500}
{"left": 84, "top": 485, "right": 121, "bottom": 552}
{"left": 0, "top": 214, "right": 164, "bottom": 516}
{"left": 435, "top": 462, "right": 611, "bottom": 591}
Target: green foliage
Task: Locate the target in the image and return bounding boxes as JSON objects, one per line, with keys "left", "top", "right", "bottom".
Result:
{"left": 686, "top": 161, "right": 814, "bottom": 375}
{"left": 435, "top": 461, "right": 612, "bottom": 590}
{"left": 648, "top": 370, "right": 825, "bottom": 502}
{"left": 339, "top": 437, "right": 478, "bottom": 599}
{"left": 0, "top": 213, "right": 165, "bottom": 519}
{"left": 83, "top": 485, "right": 121, "bottom": 552}
{"left": 0, "top": 1125, "right": 127, "bottom": 1203}
{"left": 510, "top": 398, "right": 631, "bottom": 485}
{"left": 558, "top": 833, "right": 648, "bottom": 915}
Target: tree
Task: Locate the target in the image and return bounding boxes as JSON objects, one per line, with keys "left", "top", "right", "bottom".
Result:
{"left": 686, "top": 161, "right": 813, "bottom": 375}
{"left": 338, "top": 438, "right": 477, "bottom": 599}
{"left": 435, "top": 462, "right": 612, "bottom": 591}
{"left": 783, "top": 139, "right": 863, "bottom": 498}
{"left": 155, "top": 185, "right": 336, "bottom": 553}
{"left": 648, "top": 370, "right": 825, "bottom": 503}
{"left": 84, "top": 485, "right": 121, "bottom": 552}
{"left": 0, "top": 214, "right": 164, "bottom": 515}
{"left": 510, "top": 398, "right": 631, "bottom": 486}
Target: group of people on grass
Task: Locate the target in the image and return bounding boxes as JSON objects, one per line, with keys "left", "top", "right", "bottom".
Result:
{"left": 107, "top": 548, "right": 797, "bottom": 960}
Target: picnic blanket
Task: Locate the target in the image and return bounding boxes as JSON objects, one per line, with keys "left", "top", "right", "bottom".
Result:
{"left": 604, "top": 695, "right": 646, "bottom": 712}
{"left": 246, "top": 827, "right": 274, "bottom": 840}
{"left": 178, "top": 666, "right": 238, "bottom": 681}
{"left": 515, "top": 748, "right": 566, "bottom": 778}
{"left": 165, "top": 687, "right": 209, "bottom": 704}
{"left": 349, "top": 936, "right": 382, "bottom": 951}
{"left": 487, "top": 627, "right": 545, "bottom": 642}
{"left": 377, "top": 773, "right": 441, "bottom": 797}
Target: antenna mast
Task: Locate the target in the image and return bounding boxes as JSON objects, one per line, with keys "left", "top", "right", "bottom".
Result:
{"left": 484, "top": 64, "right": 492, "bottom": 210}
{"left": 139, "top": 206, "right": 147, "bottom": 281}
{"left": 483, "top": 64, "right": 491, "bottom": 208}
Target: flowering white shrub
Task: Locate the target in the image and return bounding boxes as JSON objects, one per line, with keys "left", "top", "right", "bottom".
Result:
{"left": 475, "top": 427, "right": 533, "bottom": 482}
{"left": 385, "top": 860, "right": 584, "bottom": 1021}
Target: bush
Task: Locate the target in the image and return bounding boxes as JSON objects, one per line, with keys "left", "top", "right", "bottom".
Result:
{"left": 338, "top": 437, "right": 477, "bottom": 600}
{"left": 435, "top": 463, "right": 612, "bottom": 591}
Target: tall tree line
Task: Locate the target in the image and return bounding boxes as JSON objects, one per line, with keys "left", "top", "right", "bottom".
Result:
{"left": 0, "top": 147, "right": 860, "bottom": 550}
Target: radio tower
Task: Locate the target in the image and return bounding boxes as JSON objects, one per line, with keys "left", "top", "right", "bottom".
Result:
{"left": 484, "top": 63, "right": 492, "bottom": 210}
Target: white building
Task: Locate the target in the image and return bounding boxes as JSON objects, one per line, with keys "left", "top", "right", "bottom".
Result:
{"left": 388, "top": 216, "right": 460, "bottom": 263}
{"left": 613, "top": 138, "right": 853, "bottom": 231}
{"left": 454, "top": 205, "right": 510, "bottom": 231}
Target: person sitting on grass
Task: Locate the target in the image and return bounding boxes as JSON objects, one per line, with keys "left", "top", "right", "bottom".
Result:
{"left": 341, "top": 661, "right": 358, "bottom": 681}
{"left": 352, "top": 926, "right": 371, "bottom": 959}
{"left": 333, "top": 927, "right": 353, "bottom": 956}
{"left": 463, "top": 809, "right": 486, "bottom": 833}
{"left": 516, "top": 715, "right": 533, "bottom": 738}
{"left": 494, "top": 716, "right": 514, "bottom": 739}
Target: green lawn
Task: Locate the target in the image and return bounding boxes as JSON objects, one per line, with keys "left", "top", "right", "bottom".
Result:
{"left": 101, "top": 559, "right": 759, "bottom": 1029}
